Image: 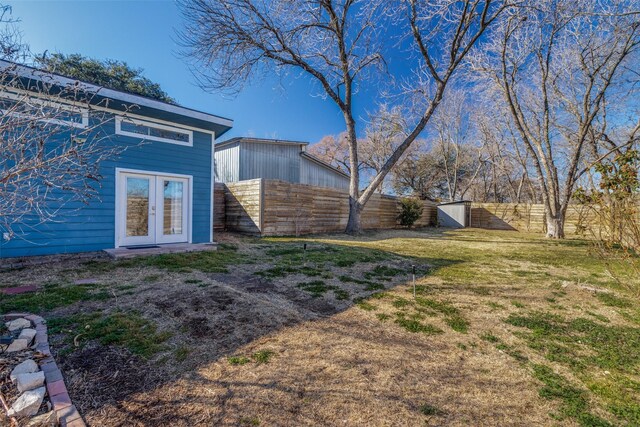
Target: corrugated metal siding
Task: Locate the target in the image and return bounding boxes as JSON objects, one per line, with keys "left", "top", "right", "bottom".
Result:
{"left": 0, "top": 114, "right": 214, "bottom": 258}
{"left": 214, "top": 142, "right": 239, "bottom": 182}
{"left": 300, "top": 156, "right": 349, "bottom": 190}
{"left": 239, "top": 141, "right": 300, "bottom": 182}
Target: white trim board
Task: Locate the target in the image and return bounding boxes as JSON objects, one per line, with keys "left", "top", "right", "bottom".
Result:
{"left": 0, "top": 89, "right": 89, "bottom": 129}
{"left": 3, "top": 85, "right": 220, "bottom": 137}
{"left": 0, "top": 60, "right": 233, "bottom": 129}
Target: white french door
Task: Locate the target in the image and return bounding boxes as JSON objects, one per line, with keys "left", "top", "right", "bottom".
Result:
{"left": 117, "top": 171, "right": 190, "bottom": 247}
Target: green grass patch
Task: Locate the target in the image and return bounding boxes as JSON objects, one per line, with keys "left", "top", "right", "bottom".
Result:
{"left": 392, "top": 297, "right": 411, "bottom": 309}
{"left": 49, "top": 311, "right": 171, "bottom": 358}
{"left": 175, "top": 346, "right": 190, "bottom": 362}
{"left": 184, "top": 279, "right": 203, "bottom": 284}
{"left": 228, "top": 356, "right": 251, "bottom": 365}
{"left": 394, "top": 313, "right": 442, "bottom": 335}
{"left": 444, "top": 315, "right": 469, "bottom": 333}
{"left": 532, "top": 364, "right": 612, "bottom": 426}
{"left": 507, "top": 311, "right": 640, "bottom": 423}
{"left": 585, "top": 311, "right": 610, "bottom": 323}
{"left": 297, "top": 280, "right": 330, "bottom": 297}
{"left": 357, "top": 301, "right": 377, "bottom": 311}
{"left": 252, "top": 350, "right": 275, "bottom": 364}
{"left": 376, "top": 313, "right": 391, "bottom": 322}
{"left": 264, "top": 242, "right": 394, "bottom": 270}
{"left": 487, "top": 301, "right": 507, "bottom": 310}
{"left": 0, "top": 283, "right": 110, "bottom": 313}
{"left": 480, "top": 332, "right": 500, "bottom": 343}
{"left": 137, "top": 247, "right": 248, "bottom": 273}
{"left": 596, "top": 292, "right": 632, "bottom": 308}
{"left": 420, "top": 403, "right": 442, "bottom": 416}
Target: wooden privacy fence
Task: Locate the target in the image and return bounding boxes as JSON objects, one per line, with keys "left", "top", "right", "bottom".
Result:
{"left": 470, "top": 202, "right": 604, "bottom": 234}
{"left": 214, "top": 179, "right": 437, "bottom": 235}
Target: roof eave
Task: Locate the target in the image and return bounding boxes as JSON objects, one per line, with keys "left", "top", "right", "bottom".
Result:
{"left": 0, "top": 60, "right": 233, "bottom": 135}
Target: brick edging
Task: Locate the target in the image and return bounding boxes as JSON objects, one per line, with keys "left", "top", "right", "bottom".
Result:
{"left": 4, "top": 313, "right": 85, "bottom": 427}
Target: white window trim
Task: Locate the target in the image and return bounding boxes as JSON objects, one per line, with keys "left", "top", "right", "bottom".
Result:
{"left": 0, "top": 90, "right": 89, "bottom": 129}
{"left": 115, "top": 116, "right": 194, "bottom": 147}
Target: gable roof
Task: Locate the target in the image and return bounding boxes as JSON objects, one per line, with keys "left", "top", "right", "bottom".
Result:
{"left": 0, "top": 60, "right": 233, "bottom": 136}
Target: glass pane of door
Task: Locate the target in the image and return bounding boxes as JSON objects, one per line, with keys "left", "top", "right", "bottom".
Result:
{"left": 163, "top": 180, "right": 184, "bottom": 235}
{"left": 126, "top": 177, "right": 150, "bottom": 237}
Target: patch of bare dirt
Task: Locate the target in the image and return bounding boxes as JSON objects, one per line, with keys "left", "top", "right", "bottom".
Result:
{"left": 60, "top": 344, "right": 159, "bottom": 416}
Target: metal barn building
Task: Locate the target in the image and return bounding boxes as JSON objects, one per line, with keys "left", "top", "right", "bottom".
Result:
{"left": 214, "top": 137, "right": 350, "bottom": 190}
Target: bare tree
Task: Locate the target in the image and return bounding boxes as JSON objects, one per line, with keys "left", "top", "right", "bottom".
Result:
{"left": 179, "top": 0, "right": 511, "bottom": 233}
{"left": 308, "top": 133, "right": 363, "bottom": 175}
{"left": 360, "top": 105, "right": 407, "bottom": 193}
{"left": 0, "top": 64, "right": 125, "bottom": 242}
{"left": 391, "top": 143, "right": 447, "bottom": 200}
{"left": 0, "top": 6, "right": 125, "bottom": 243}
{"left": 470, "top": 0, "right": 640, "bottom": 238}
{"left": 429, "top": 91, "right": 485, "bottom": 201}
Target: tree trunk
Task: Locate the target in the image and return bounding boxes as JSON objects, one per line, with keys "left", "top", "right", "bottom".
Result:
{"left": 344, "top": 111, "right": 362, "bottom": 234}
{"left": 545, "top": 210, "right": 565, "bottom": 239}
{"left": 346, "top": 196, "right": 363, "bottom": 234}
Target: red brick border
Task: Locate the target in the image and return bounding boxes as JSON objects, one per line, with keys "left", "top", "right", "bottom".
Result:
{"left": 3, "top": 313, "right": 85, "bottom": 427}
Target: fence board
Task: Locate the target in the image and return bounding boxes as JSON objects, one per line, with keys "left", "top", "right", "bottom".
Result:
{"left": 216, "top": 179, "right": 436, "bottom": 236}
{"left": 470, "top": 202, "right": 602, "bottom": 234}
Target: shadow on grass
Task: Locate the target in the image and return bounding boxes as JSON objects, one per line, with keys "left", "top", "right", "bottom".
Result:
{"left": 0, "top": 231, "right": 483, "bottom": 425}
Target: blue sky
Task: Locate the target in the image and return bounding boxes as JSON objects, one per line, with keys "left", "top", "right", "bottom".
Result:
{"left": 5, "top": 0, "right": 361, "bottom": 142}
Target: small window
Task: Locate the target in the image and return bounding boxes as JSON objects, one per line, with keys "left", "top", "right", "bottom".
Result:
{"left": 0, "top": 91, "right": 89, "bottom": 128}
{"left": 116, "top": 117, "right": 193, "bottom": 146}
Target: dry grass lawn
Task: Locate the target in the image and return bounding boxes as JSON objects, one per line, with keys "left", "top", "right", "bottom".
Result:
{"left": 1, "top": 228, "right": 638, "bottom": 426}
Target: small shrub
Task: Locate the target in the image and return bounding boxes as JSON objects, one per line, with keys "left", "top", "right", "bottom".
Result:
{"left": 398, "top": 197, "right": 424, "bottom": 228}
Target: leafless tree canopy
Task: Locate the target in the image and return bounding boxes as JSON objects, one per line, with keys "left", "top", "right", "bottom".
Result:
{"left": 179, "top": 0, "right": 385, "bottom": 99}
{"left": 180, "top": 0, "right": 512, "bottom": 233}
{"left": 0, "top": 7, "right": 126, "bottom": 241}
{"left": 469, "top": 0, "right": 640, "bottom": 237}
{"left": 0, "top": 67, "right": 125, "bottom": 240}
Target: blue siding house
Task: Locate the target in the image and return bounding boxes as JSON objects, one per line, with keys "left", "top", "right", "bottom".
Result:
{"left": 0, "top": 61, "right": 233, "bottom": 259}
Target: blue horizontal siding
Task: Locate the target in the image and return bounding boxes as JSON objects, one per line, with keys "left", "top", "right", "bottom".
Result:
{"left": 1, "top": 115, "right": 214, "bottom": 259}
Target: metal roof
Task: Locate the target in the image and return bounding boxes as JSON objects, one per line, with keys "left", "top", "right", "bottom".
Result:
{"left": 300, "top": 152, "right": 350, "bottom": 178}
{"left": 0, "top": 60, "right": 233, "bottom": 136}
{"left": 215, "top": 137, "right": 309, "bottom": 149}
{"left": 437, "top": 200, "right": 472, "bottom": 206}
